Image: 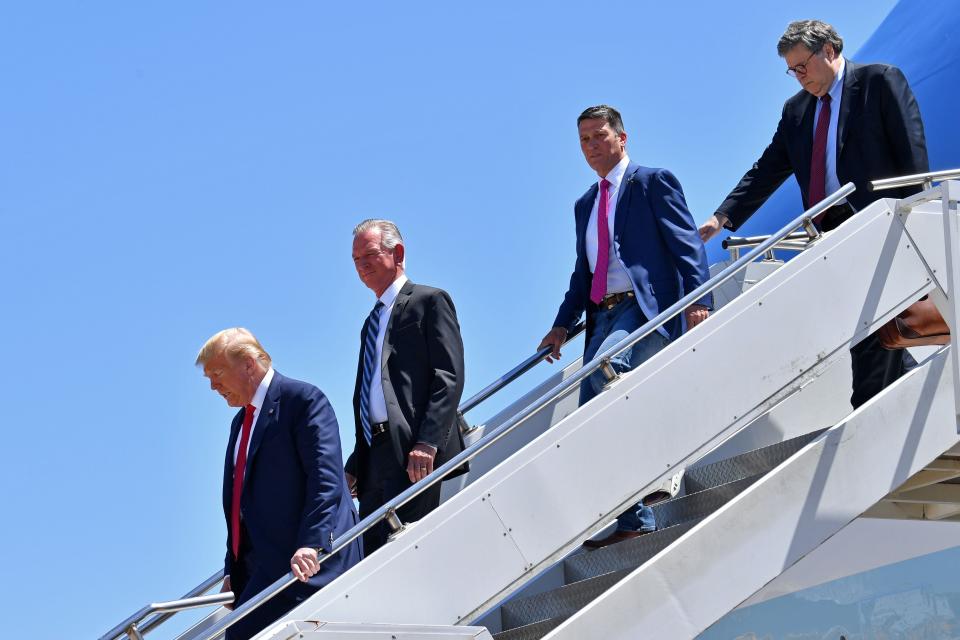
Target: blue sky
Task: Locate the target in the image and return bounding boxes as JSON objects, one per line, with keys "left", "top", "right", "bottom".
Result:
{"left": 7, "top": 1, "right": 958, "bottom": 638}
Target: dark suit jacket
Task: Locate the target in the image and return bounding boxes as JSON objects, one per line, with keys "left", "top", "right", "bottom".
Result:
{"left": 717, "top": 60, "right": 929, "bottom": 230}
{"left": 346, "top": 281, "right": 467, "bottom": 492}
{"left": 553, "top": 164, "right": 713, "bottom": 341}
{"left": 222, "top": 371, "right": 361, "bottom": 596}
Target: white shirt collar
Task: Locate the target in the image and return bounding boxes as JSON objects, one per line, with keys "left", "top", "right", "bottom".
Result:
{"left": 378, "top": 274, "right": 408, "bottom": 307}
{"left": 601, "top": 155, "right": 631, "bottom": 189}
{"left": 250, "top": 367, "right": 274, "bottom": 410}
{"left": 826, "top": 57, "right": 845, "bottom": 102}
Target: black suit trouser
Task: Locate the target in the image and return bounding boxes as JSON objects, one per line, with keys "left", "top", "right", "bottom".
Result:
{"left": 358, "top": 432, "right": 442, "bottom": 556}
{"left": 821, "top": 204, "right": 917, "bottom": 408}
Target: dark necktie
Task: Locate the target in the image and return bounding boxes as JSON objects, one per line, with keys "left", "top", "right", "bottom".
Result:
{"left": 808, "top": 93, "right": 832, "bottom": 207}
{"left": 360, "top": 300, "right": 385, "bottom": 444}
{"left": 590, "top": 178, "right": 613, "bottom": 304}
{"left": 231, "top": 403, "right": 256, "bottom": 559}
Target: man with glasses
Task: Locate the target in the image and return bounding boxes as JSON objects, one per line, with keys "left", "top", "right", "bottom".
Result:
{"left": 699, "top": 19, "right": 928, "bottom": 408}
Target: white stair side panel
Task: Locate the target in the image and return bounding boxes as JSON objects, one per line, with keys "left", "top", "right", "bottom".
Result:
{"left": 263, "top": 621, "right": 493, "bottom": 639}
{"left": 545, "top": 347, "right": 960, "bottom": 640}
{"left": 442, "top": 357, "right": 584, "bottom": 502}
{"left": 258, "top": 200, "right": 941, "bottom": 635}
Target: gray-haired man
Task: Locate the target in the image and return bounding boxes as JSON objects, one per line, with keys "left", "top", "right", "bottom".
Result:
{"left": 699, "top": 19, "right": 928, "bottom": 408}
{"left": 345, "top": 219, "right": 468, "bottom": 555}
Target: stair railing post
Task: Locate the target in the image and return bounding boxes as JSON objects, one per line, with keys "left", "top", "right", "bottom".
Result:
{"left": 939, "top": 180, "right": 960, "bottom": 429}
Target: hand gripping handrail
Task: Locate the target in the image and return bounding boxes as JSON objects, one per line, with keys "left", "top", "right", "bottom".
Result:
{"left": 183, "top": 183, "right": 854, "bottom": 640}
{"left": 99, "top": 322, "right": 586, "bottom": 640}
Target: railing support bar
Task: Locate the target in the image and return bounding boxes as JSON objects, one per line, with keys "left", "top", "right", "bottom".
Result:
{"left": 939, "top": 180, "right": 960, "bottom": 428}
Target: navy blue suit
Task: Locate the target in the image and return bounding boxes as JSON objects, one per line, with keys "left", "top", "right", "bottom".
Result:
{"left": 222, "top": 371, "right": 361, "bottom": 640}
{"left": 553, "top": 164, "right": 712, "bottom": 339}
{"left": 552, "top": 162, "right": 711, "bottom": 533}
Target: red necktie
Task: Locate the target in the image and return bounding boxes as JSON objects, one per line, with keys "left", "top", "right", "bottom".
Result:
{"left": 231, "top": 404, "right": 256, "bottom": 559}
{"left": 808, "top": 93, "right": 832, "bottom": 207}
{"left": 590, "top": 178, "right": 612, "bottom": 304}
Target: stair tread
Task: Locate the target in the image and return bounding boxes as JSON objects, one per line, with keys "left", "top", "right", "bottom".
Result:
{"left": 493, "top": 616, "right": 566, "bottom": 640}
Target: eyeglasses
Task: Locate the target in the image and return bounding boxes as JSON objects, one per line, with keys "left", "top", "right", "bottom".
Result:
{"left": 785, "top": 49, "right": 820, "bottom": 78}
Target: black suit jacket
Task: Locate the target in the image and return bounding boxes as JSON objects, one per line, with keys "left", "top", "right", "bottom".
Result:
{"left": 716, "top": 60, "right": 928, "bottom": 230}
{"left": 346, "top": 281, "right": 467, "bottom": 492}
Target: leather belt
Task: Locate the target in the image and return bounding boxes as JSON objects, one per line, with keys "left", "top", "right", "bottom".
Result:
{"left": 598, "top": 290, "right": 635, "bottom": 311}
{"left": 370, "top": 421, "right": 390, "bottom": 438}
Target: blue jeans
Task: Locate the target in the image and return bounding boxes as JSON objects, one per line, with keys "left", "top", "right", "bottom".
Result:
{"left": 580, "top": 296, "right": 670, "bottom": 533}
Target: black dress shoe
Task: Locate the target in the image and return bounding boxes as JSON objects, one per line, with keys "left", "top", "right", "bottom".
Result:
{"left": 582, "top": 529, "right": 649, "bottom": 549}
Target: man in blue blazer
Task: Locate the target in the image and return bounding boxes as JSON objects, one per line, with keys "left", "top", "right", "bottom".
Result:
{"left": 197, "top": 328, "right": 362, "bottom": 640}
{"left": 539, "top": 105, "right": 712, "bottom": 548}
{"left": 699, "top": 20, "right": 928, "bottom": 408}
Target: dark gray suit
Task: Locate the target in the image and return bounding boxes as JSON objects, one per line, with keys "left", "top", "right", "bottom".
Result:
{"left": 346, "top": 280, "right": 466, "bottom": 553}
{"left": 715, "top": 59, "right": 928, "bottom": 408}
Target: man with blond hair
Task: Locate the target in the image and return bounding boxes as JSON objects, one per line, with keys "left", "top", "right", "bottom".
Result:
{"left": 197, "top": 328, "right": 361, "bottom": 640}
{"left": 347, "top": 219, "right": 467, "bottom": 555}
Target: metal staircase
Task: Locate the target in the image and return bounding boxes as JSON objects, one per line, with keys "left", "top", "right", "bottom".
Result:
{"left": 493, "top": 431, "right": 826, "bottom": 640}
{"left": 100, "top": 174, "right": 960, "bottom": 640}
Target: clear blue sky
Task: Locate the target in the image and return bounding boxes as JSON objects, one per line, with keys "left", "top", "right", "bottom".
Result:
{"left": 7, "top": 2, "right": 955, "bottom": 638}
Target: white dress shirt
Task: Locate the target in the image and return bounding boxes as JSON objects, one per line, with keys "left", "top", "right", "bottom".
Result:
{"left": 368, "top": 274, "right": 408, "bottom": 423}
{"left": 585, "top": 155, "right": 634, "bottom": 295}
{"left": 233, "top": 366, "right": 275, "bottom": 465}
{"left": 815, "top": 56, "right": 846, "bottom": 204}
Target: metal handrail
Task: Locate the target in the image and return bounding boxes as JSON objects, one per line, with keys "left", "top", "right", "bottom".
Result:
{"left": 103, "top": 591, "right": 234, "bottom": 640}
{"left": 187, "top": 183, "right": 855, "bottom": 640}
{"left": 722, "top": 231, "right": 811, "bottom": 250}
{"left": 722, "top": 232, "right": 815, "bottom": 261}
{"left": 100, "top": 321, "right": 587, "bottom": 640}
{"left": 459, "top": 322, "right": 585, "bottom": 416}
{"left": 870, "top": 168, "right": 960, "bottom": 192}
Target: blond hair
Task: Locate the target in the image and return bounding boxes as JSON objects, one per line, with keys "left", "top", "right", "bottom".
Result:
{"left": 195, "top": 327, "right": 272, "bottom": 367}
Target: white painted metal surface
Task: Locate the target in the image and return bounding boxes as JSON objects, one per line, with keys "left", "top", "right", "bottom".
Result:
{"left": 248, "top": 195, "right": 940, "bottom": 640}
{"left": 260, "top": 621, "right": 493, "bottom": 639}
{"left": 545, "top": 346, "right": 960, "bottom": 639}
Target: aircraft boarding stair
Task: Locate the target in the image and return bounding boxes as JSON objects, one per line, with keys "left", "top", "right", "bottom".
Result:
{"left": 101, "top": 175, "right": 960, "bottom": 640}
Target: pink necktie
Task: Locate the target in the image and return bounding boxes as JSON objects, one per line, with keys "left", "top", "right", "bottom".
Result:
{"left": 590, "top": 179, "right": 612, "bottom": 304}
{"left": 808, "top": 93, "right": 832, "bottom": 207}
{"left": 231, "top": 404, "right": 256, "bottom": 559}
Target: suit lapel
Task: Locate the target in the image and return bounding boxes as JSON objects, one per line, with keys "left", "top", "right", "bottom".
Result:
{"left": 797, "top": 93, "right": 818, "bottom": 194}
{"left": 382, "top": 280, "right": 414, "bottom": 365}
{"left": 576, "top": 184, "right": 598, "bottom": 259}
{"left": 613, "top": 163, "right": 639, "bottom": 240}
{"left": 836, "top": 60, "right": 859, "bottom": 159}
{"left": 223, "top": 410, "right": 243, "bottom": 509}
{"left": 242, "top": 372, "right": 281, "bottom": 488}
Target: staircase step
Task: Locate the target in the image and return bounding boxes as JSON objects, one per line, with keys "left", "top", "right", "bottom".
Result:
{"left": 492, "top": 616, "right": 565, "bottom": 640}
{"left": 684, "top": 429, "right": 826, "bottom": 493}
{"left": 564, "top": 520, "right": 698, "bottom": 583}
{"left": 652, "top": 474, "right": 760, "bottom": 529}
{"left": 500, "top": 570, "right": 628, "bottom": 630}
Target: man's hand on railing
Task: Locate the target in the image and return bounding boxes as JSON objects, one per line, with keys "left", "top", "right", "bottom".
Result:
{"left": 685, "top": 304, "right": 710, "bottom": 329}
{"left": 698, "top": 214, "right": 727, "bottom": 243}
{"left": 220, "top": 576, "right": 234, "bottom": 610}
{"left": 291, "top": 547, "right": 320, "bottom": 582}
{"left": 407, "top": 443, "right": 437, "bottom": 483}
{"left": 538, "top": 327, "right": 568, "bottom": 363}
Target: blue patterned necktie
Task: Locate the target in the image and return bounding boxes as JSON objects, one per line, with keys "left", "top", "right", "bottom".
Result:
{"left": 359, "top": 300, "right": 385, "bottom": 444}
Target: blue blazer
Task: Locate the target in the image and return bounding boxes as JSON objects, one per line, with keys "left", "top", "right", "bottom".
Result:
{"left": 222, "top": 371, "right": 361, "bottom": 597}
{"left": 553, "top": 164, "right": 712, "bottom": 341}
